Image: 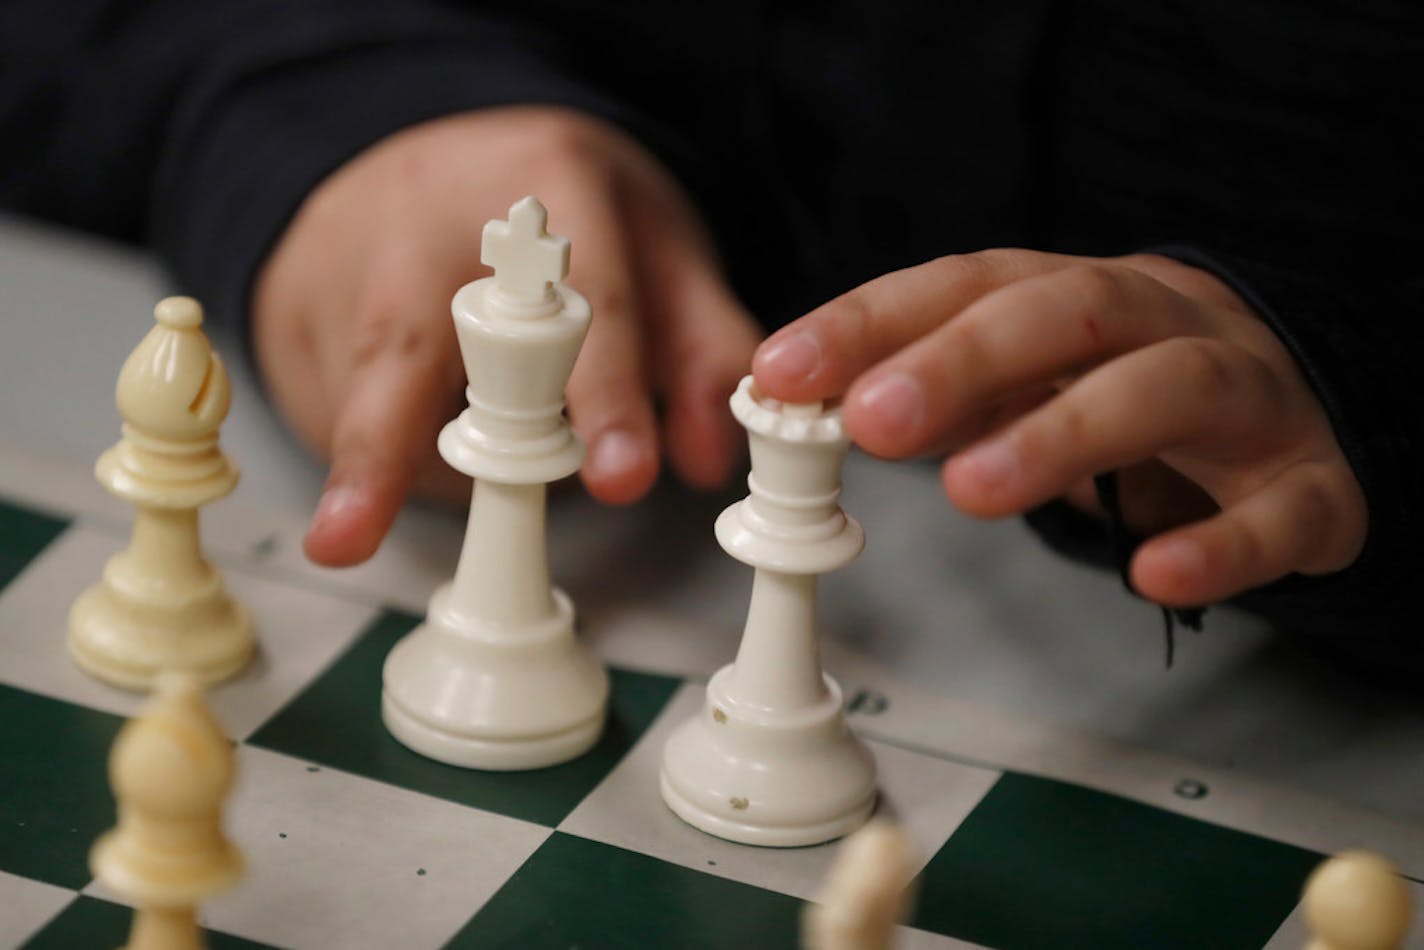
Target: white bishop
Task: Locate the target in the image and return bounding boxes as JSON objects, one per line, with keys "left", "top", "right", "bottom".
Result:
{"left": 69, "top": 297, "right": 253, "bottom": 689}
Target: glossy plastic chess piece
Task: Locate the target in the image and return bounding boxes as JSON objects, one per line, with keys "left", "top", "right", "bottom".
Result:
{"left": 69, "top": 297, "right": 253, "bottom": 689}
{"left": 382, "top": 197, "right": 608, "bottom": 770}
{"left": 661, "top": 376, "right": 876, "bottom": 846}
{"left": 1303, "top": 850, "right": 1413, "bottom": 950}
{"left": 91, "top": 673, "right": 243, "bottom": 950}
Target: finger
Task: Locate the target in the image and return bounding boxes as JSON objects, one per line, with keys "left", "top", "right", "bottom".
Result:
{"left": 1130, "top": 462, "right": 1364, "bottom": 606}
{"left": 917, "top": 386, "right": 1057, "bottom": 460}
{"left": 843, "top": 264, "right": 1208, "bottom": 458}
{"left": 941, "top": 337, "right": 1277, "bottom": 518}
{"left": 410, "top": 412, "right": 476, "bottom": 507}
{"left": 752, "top": 249, "right": 1069, "bottom": 403}
{"left": 625, "top": 205, "right": 761, "bottom": 489}
{"left": 303, "top": 295, "right": 462, "bottom": 566}
{"left": 657, "top": 273, "right": 760, "bottom": 489}
{"left": 1062, "top": 465, "right": 1219, "bottom": 535}
{"left": 559, "top": 186, "right": 660, "bottom": 504}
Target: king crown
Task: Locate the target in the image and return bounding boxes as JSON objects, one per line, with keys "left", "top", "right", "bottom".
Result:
{"left": 480, "top": 196, "right": 571, "bottom": 307}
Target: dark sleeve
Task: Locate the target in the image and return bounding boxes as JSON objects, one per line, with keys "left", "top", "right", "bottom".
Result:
{"left": 1026, "top": 250, "right": 1424, "bottom": 662}
{"left": 0, "top": 0, "right": 695, "bottom": 333}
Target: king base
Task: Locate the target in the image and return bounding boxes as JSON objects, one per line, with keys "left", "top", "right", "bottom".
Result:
{"left": 380, "top": 586, "right": 608, "bottom": 771}
{"left": 381, "top": 692, "right": 604, "bottom": 771}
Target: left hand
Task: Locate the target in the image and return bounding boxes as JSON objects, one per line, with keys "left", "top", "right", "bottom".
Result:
{"left": 751, "top": 250, "right": 1368, "bottom": 607}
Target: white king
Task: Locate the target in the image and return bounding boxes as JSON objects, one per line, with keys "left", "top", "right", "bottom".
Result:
{"left": 381, "top": 197, "right": 608, "bottom": 770}
{"left": 661, "top": 376, "right": 876, "bottom": 846}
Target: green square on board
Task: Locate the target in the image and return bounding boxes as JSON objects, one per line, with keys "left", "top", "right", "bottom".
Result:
{"left": 911, "top": 771, "right": 1320, "bottom": 949}
{"left": 0, "top": 497, "right": 68, "bottom": 593}
{"left": 22, "top": 895, "right": 275, "bottom": 950}
{"left": 449, "top": 832, "right": 800, "bottom": 949}
{"left": 249, "top": 609, "right": 681, "bottom": 827}
{"left": 0, "top": 685, "right": 124, "bottom": 889}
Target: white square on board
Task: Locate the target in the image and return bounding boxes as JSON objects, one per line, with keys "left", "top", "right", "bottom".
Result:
{"left": 86, "top": 746, "right": 551, "bottom": 950}
{"left": 0, "top": 526, "right": 377, "bottom": 739}
{"left": 0, "top": 870, "right": 76, "bottom": 946}
{"left": 559, "top": 683, "right": 1002, "bottom": 902}
{"left": 897, "top": 926, "right": 988, "bottom": 949}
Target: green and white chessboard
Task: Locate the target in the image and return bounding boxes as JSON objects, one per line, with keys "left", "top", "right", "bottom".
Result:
{"left": 2, "top": 448, "right": 1422, "bottom": 949}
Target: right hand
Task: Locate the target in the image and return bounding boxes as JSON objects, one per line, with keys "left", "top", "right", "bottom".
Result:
{"left": 252, "top": 107, "right": 762, "bottom": 567}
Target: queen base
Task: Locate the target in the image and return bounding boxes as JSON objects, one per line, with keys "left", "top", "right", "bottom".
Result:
{"left": 659, "top": 666, "right": 876, "bottom": 847}
{"left": 68, "top": 575, "right": 253, "bottom": 691}
{"left": 380, "top": 586, "right": 608, "bottom": 770}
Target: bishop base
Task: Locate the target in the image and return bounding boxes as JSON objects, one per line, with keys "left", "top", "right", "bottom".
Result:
{"left": 659, "top": 666, "right": 876, "bottom": 847}
{"left": 68, "top": 574, "right": 252, "bottom": 691}
{"left": 381, "top": 586, "right": 608, "bottom": 770}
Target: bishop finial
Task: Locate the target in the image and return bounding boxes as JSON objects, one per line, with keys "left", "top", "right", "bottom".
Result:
{"left": 154, "top": 296, "right": 204, "bottom": 331}
{"left": 480, "top": 196, "right": 570, "bottom": 306}
{"left": 115, "top": 297, "right": 232, "bottom": 441}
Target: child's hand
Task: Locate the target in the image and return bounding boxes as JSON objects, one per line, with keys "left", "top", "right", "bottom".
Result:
{"left": 253, "top": 107, "right": 760, "bottom": 567}
{"left": 752, "top": 251, "right": 1367, "bottom": 607}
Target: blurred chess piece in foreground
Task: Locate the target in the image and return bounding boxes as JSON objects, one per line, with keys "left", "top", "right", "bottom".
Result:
{"left": 91, "top": 672, "right": 243, "bottom": 949}
{"left": 804, "top": 819, "right": 916, "bottom": 950}
{"left": 1302, "top": 850, "right": 1412, "bottom": 950}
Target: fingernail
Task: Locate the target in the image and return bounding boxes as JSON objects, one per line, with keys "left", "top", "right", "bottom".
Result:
{"left": 590, "top": 429, "right": 646, "bottom": 479}
{"left": 759, "top": 331, "right": 822, "bottom": 380}
{"left": 311, "top": 483, "right": 365, "bottom": 531}
{"left": 955, "top": 435, "right": 1020, "bottom": 490}
{"left": 1155, "top": 537, "right": 1206, "bottom": 581}
{"left": 856, "top": 371, "right": 924, "bottom": 437}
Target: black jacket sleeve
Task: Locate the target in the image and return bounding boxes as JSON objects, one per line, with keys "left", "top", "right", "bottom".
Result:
{"left": 0, "top": 0, "right": 688, "bottom": 333}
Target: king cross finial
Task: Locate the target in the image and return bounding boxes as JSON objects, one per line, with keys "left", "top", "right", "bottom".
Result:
{"left": 481, "top": 196, "right": 570, "bottom": 304}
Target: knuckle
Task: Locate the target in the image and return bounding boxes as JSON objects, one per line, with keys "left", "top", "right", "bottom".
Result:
{"left": 351, "top": 298, "right": 446, "bottom": 370}
{"left": 1052, "top": 399, "right": 1088, "bottom": 449}
{"left": 1031, "top": 398, "right": 1083, "bottom": 465}
{"left": 929, "top": 251, "right": 998, "bottom": 291}
{"left": 1165, "top": 337, "right": 1238, "bottom": 402}
{"left": 1292, "top": 473, "right": 1336, "bottom": 529}
{"left": 944, "top": 319, "right": 992, "bottom": 378}
{"left": 514, "top": 113, "right": 619, "bottom": 180}
{"left": 585, "top": 285, "right": 636, "bottom": 321}
{"left": 522, "top": 113, "right": 598, "bottom": 159}
{"left": 1062, "top": 264, "right": 1126, "bottom": 319}
{"left": 1227, "top": 518, "right": 1269, "bottom": 570}
{"left": 1294, "top": 465, "right": 1366, "bottom": 571}
{"left": 825, "top": 288, "right": 880, "bottom": 354}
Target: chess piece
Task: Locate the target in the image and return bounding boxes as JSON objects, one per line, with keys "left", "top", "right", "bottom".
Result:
{"left": 1303, "top": 850, "right": 1413, "bottom": 950}
{"left": 381, "top": 196, "right": 608, "bottom": 770}
{"left": 661, "top": 376, "right": 876, "bottom": 846}
{"left": 91, "top": 672, "right": 243, "bottom": 950}
{"left": 69, "top": 297, "right": 253, "bottom": 690}
{"left": 804, "top": 819, "right": 915, "bottom": 950}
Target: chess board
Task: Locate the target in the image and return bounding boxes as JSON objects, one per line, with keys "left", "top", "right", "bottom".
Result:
{"left": 2, "top": 448, "right": 1422, "bottom": 950}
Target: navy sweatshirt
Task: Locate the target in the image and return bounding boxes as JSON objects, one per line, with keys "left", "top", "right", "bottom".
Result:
{"left": 2, "top": 1, "right": 1420, "bottom": 658}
